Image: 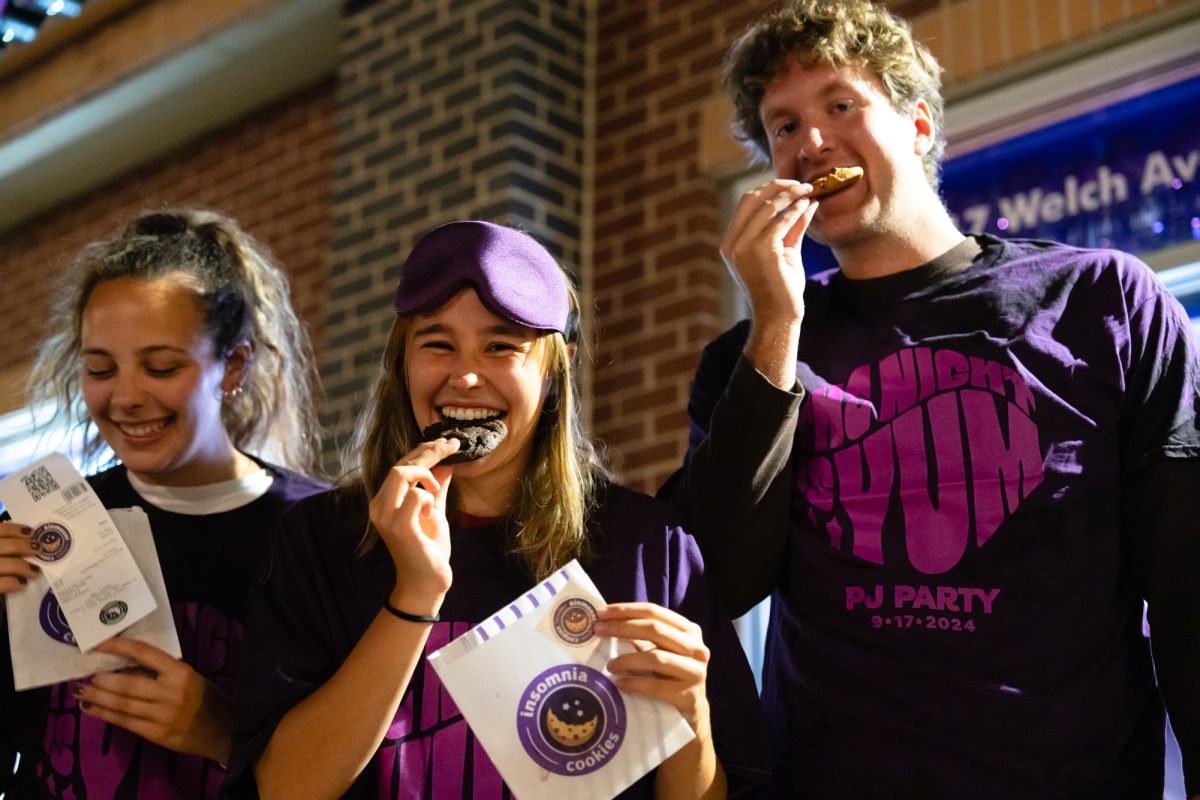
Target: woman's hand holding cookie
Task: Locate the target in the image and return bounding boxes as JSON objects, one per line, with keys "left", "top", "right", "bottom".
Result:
{"left": 368, "top": 438, "right": 460, "bottom": 615}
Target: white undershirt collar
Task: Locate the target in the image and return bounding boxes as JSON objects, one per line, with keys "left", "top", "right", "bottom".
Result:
{"left": 125, "top": 468, "right": 274, "bottom": 515}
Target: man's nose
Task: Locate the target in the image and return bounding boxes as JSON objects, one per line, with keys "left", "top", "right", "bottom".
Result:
{"left": 798, "top": 122, "right": 829, "bottom": 163}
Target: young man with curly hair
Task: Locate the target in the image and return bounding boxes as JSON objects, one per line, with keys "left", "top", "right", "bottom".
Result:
{"left": 661, "top": 1, "right": 1200, "bottom": 796}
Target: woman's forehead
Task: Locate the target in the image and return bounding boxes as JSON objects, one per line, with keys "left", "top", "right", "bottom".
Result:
{"left": 410, "top": 287, "right": 538, "bottom": 337}
{"left": 82, "top": 277, "right": 204, "bottom": 332}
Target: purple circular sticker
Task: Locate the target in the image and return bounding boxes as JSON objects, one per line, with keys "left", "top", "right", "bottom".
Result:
{"left": 39, "top": 590, "right": 75, "bottom": 645}
{"left": 552, "top": 597, "right": 598, "bottom": 646}
{"left": 516, "top": 664, "right": 625, "bottom": 776}
{"left": 32, "top": 521, "right": 72, "bottom": 563}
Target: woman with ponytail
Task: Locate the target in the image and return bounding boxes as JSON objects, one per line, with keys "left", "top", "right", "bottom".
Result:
{"left": 0, "top": 208, "right": 327, "bottom": 799}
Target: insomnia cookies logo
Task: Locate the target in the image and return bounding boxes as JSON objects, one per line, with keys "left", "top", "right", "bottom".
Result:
{"left": 516, "top": 664, "right": 626, "bottom": 776}
{"left": 39, "top": 590, "right": 76, "bottom": 645}
{"left": 32, "top": 521, "right": 72, "bottom": 562}
{"left": 552, "top": 596, "right": 598, "bottom": 645}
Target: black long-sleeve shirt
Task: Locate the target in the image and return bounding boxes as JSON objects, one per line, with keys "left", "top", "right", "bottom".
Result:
{"left": 660, "top": 235, "right": 1200, "bottom": 797}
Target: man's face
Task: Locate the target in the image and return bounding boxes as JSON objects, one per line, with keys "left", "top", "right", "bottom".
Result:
{"left": 759, "top": 59, "right": 934, "bottom": 249}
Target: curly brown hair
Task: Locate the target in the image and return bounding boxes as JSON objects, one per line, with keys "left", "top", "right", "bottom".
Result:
{"left": 724, "top": 0, "right": 945, "bottom": 188}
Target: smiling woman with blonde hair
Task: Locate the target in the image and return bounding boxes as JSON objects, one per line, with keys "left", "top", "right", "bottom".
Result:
{"left": 226, "top": 220, "right": 769, "bottom": 799}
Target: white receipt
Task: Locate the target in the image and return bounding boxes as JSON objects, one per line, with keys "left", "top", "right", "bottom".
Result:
{"left": 0, "top": 453, "right": 157, "bottom": 652}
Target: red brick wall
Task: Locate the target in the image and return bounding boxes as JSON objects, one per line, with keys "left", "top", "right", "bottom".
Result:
{"left": 0, "top": 79, "right": 335, "bottom": 412}
{"left": 591, "top": 3, "right": 768, "bottom": 493}
{"left": 322, "top": 0, "right": 588, "bottom": 460}
{"left": 903, "top": 0, "right": 1190, "bottom": 85}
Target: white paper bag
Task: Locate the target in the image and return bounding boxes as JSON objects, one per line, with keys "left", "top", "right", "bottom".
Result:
{"left": 6, "top": 507, "right": 183, "bottom": 690}
{"left": 428, "top": 559, "right": 695, "bottom": 800}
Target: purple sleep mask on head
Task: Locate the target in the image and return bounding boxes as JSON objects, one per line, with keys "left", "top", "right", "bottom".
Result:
{"left": 393, "top": 220, "right": 569, "bottom": 333}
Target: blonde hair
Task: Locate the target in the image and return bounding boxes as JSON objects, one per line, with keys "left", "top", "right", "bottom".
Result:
{"left": 344, "top": 288, "right": 610, "bottom": 580}
{"left": 724, "top": 0, "right": 946, "bottom": 188}
{"left": 29, "top": 208, "right": 322, "bottom": 476}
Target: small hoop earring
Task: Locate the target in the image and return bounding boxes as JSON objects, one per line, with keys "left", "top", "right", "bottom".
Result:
{"left": 221, "top": 385, "right": 245, "bottom": 402}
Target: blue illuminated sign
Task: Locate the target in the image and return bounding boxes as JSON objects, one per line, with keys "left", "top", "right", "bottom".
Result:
{"left": 801, "top": 75, "right": 1200, "bottom": 275}
{"left": 941, "top": 75, "right": 1200, "bottom": 253}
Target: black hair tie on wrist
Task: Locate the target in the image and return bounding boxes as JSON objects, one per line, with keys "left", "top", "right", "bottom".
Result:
{"left": 383, "top": 601, "right": 439, "bottom": 624}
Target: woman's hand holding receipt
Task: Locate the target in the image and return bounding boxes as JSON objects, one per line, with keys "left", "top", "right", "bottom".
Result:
{"left": 0, "top": 522, "right": 41, "bottom": 597}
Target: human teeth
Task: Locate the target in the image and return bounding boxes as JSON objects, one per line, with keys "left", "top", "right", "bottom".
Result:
{"left": 119, "top": 420, "right": 167, "bottom": 437}
{"left": 441, "top": 407, "right": 501, "bottom": 421}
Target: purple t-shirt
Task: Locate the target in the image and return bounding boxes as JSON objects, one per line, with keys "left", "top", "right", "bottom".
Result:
{"left": 0, "top": 461, "right": 327, "bottom": 800}
{"left": 678, "top": 235, "right": 1200, "bottom": 798}
{"left": 225, "top": 483, "right": 769, "bottom": 799}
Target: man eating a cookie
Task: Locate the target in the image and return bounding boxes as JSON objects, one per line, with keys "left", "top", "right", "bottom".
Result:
{"left": 659, "top": 0, "right": 1200, "bottom": 797}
